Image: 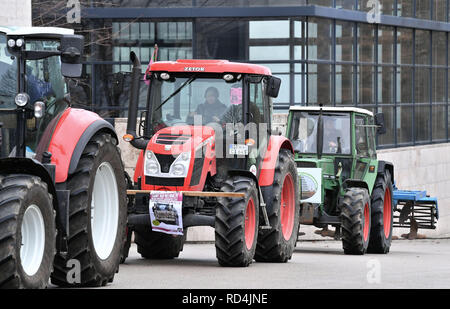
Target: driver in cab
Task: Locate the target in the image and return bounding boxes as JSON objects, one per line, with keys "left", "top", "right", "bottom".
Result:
{"left": 188, "top": 87, "right": 227, "bottom": 124}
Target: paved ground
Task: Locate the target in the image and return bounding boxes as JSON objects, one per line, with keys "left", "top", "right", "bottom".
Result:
{"left": 102, "top": 238, "right": 450, "bottom": 289}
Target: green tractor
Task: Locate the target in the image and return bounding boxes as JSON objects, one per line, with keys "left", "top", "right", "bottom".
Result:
{"left": 286, "top": 106, "right": 393, "bottom": 255}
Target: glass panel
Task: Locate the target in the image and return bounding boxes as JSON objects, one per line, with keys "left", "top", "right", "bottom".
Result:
{"left": 398, "top": 0, "right": 414, "bottom": 17}
{"left": 415, "top": 68, "right": 430, "bottom": 103}
{"left": 378, "top": 26, "right": 394, "bottom": 64}
{"left": 397, "top": 66, "right": 413, "bottom": 103}
{"left": 415, "top": 30, "right": 431, "bottom": 65}
{"left": 336, "top": 65, "right": 354, "bottom": 105}
{"left": 250, "top": 46, "right": 290, "bottom": 61}
{"left": 377, "top": 106, "right": 395, "bottom": 146}
{"left": 397, "top": 28, "right": 414, "bottom": 65}
{"left": 307, "top": 18, "right": 333, "bottom": 61}
{"left": 433, "top": 69, "right": 446, "bottom": 103}
{"left": 378, "top": 66, "right": 394, "bottom": 104}
{"left": 358, "top": 23, "right": 375, "bottom": 63}
{"left": 196, "top": 19, "right": 246, "bottom": 61}
{"left": 432, "top": 104, "right": 446, "bottom": 140}
{"left": 308, "top": 64, "right": 332, "bottom": 105}
{"left": 336, "top": 0, "right": 357, "bottom": 9}
{"left": 336, "top": 21, "right": 354, "bottom": 62}
{"left": 433, "top": 31, "right": 446, "bottom": 66}
{"left": 415, "top": 105, "right": 431, "bottom": 142}
{"left": 272, "top": 74, "right": 290, "bottom": 106}
{"left": 358, "top": 65, "right": 375, "bottom": 105}
{"left": 416, "top": 0, "right": 431, "bottom": 19}
{"left": 249, "top": 20, "right": 290, "bottom": 39}
{"left": 307, "top": 0, "right": 333, "bottom": 7}
{"left": 433, "top": 0, "right": 447, "bottom": 21}
{"left": 396, "top": 105, "right": 413, "bottom": 144}
{"left": 355, "top": 116, "right": 369, "bottom": 157}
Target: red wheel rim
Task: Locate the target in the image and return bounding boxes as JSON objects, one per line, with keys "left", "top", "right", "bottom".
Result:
{"left": 244, "top": 197, "right": 256, "bottom": 250}
{"left": 383, "top": 188, "right": 392, "bottom": 238}
{"left": 280, "top": 173, "right": 295, "bottom": 241}
{"left": 363, "top": 202, "right": 370, "bottom": 242}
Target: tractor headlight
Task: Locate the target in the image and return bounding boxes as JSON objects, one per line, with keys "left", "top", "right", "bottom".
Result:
{"left": 168, "top": 152, "right": 190, "bottom": 177}
{"left": 15, "top": 93, "right": 29, "bottom": 107}
{"left": 15, "top": 38, "right": 24, "bottom": 48}
{"left": 146, "top": 162, "right": 159, "bottom": 175}
{"left": 172, "top": 164, "right": 185, "bottom": 176}
{"left": 144, "top": 151, "right": 160, "bottom": 176}
{"left": 34, "top": 101, "right": 45, "bottom": 118}
{"left": 7, "top": 39, "right": 16, "bottom": 48}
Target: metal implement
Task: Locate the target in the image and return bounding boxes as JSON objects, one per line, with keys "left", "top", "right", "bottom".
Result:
{"left": 392, "top": 184, "right": 439, "bottom": 231}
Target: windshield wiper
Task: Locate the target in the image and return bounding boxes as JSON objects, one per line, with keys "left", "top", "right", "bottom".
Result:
{"left": 154, "top": 76, "right": 197, "bottom": 112}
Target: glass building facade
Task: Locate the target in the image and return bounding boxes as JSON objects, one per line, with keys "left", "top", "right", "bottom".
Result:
{"left": 31, "top": 0, "right": 450, "bottom": 148}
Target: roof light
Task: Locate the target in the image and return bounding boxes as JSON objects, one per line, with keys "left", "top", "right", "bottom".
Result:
{"left": 223, "top": 74, "right": 234, "bottom": 82}
{"left": 160, "top": 73, "right": 171, "bottom": 80}
{"left": 7, "top": 39, "right": 16, "bottom": 48}
{"left": 15, "top": 93, "right": 29, "bottom": 107}
{"left": 15, "top": 38, "right": 24, "bottom": 48}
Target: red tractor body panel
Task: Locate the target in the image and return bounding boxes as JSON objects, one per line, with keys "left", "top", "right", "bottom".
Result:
{"left": 47, "top": 108, "right": 105, "bottom": 183}
{"left": 258, "top": 135, "right": 294, "bottom": 187}
{"left": 135, "top": 125, "right": 216, "bottom": 192}
{"left": 147, "top": 59, "right": 272, "bottom": 76}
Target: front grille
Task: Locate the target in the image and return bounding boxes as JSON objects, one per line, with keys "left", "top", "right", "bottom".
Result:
{"left": 146, "top": 176, "right": 185, "bottom": 187}
{"left": 189, "top": 146, "right": 206, "bottom": 186}
{"left": 155, "top": 153, "right": 178, "bottom": 173}
{"left": 156, "top": 134, "right": 190, "bottom": 145}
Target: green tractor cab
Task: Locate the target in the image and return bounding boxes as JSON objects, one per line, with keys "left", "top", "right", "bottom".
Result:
{"left": 287, "top": 106, "right": 394, "bottom": 255}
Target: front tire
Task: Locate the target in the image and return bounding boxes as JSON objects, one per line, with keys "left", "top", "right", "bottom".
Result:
{"left": 340, "top": 188, "right": 371, "bottom": 255}
{"left": 255, "top": 149, "right": 300, "bottom": 263}
{"left": 51, "top": 133, "right": 127, "bottom": 287}
{"left": 215, "top": 176, "right": 259, "bottom": 267}
{"left": 134, "top": 226, "right": 185, "bottom": 259}
{"left": 0, "top": 175, "right": 56, "bottom": 289}
{"left": 368, "top": 170, "right": 394, "bottom": 254}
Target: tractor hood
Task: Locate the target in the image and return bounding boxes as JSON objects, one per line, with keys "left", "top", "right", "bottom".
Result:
{"left": 146, "top": 125, "right": 215, "bottom": 156}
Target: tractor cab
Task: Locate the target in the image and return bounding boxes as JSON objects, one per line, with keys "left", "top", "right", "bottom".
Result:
{"left": 287, "top": 106, "right": 383, "bottom": 192}
{"left": 0, "top": 27, "right": 83, "bottom": 160}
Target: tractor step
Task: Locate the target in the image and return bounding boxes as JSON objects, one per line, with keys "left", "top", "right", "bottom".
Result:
{"left": 392, "top": 185, "right": 439, "bottom": 230}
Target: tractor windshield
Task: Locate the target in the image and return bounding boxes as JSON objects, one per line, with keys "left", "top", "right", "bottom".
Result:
{"left": 147, "top": 75, "right": 243, "bottom": 134}
{"left": 290, "top": 111, "right": 351, "bottom": 155}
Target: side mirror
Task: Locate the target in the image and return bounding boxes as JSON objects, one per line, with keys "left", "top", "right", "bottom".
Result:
{"left": 375, "top": 113, "right": 386, "bottom": 135}
{"left": 60, "top": 35, "right": 84, "bottom": 78}
{"left": 266, "top": 76, "right": 281, "bottom": 98}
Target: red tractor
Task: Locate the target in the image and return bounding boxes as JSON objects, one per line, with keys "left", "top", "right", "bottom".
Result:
{"left": 123, "top": 53, "right": 300, "bottom": 266}
{"left": 0, "top": 27, "right": 127, "bottom": 288}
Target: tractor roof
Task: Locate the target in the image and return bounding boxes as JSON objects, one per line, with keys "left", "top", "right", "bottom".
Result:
{"left": 148, "top": 59, "right": 272, "bottom": 76}
{"left": 289, "top": 106, "right": 374, "bottom": 117}
{"left": 0, "top": 26, "right": 74, "bottom": 37}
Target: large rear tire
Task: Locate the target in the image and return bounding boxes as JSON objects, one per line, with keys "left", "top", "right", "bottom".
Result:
{"left": 215, "top": 176, "right": 259, "bottom": 267}
{"left": 255, "top": 149, "right": 300, "bottom": 263}
{"left": 134, "top": 226, "right": 185, "bottom": 259}
{"left": 340, "top": 187, "right": 371, "bottom": 255}
{"left": 0, "top": 175, "right": 56, "bottom": 289}
{"left": 368, "top": 170, "right": 394, "bottom": 254}
{"left": 51, "top": 133, "right": 127, "bottom": 287}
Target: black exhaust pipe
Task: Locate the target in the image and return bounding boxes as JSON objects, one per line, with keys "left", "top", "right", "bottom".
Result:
{"left": 127, "top": 51, "right": 148, "bottom": 149}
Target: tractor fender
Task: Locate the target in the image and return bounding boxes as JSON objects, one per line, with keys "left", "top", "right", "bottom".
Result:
{"left": 47, "top": 107, "right": 117, "bottom": 183}
{"left": 258, "top": 135, "right": 294, "bottom": 187}
{"left": 377, "top": 160, "right": 394, "bottom": 183}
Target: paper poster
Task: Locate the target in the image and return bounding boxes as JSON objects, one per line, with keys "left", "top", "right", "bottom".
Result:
{"left": 297, "top": 168, "right": 322, "bottom": 204}
{"left": 149, "top": 191, "right": 183, "bottom": 235}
